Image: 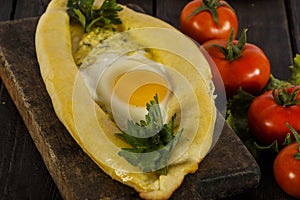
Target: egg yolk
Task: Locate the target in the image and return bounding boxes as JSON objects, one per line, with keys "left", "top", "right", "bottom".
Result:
{"left": 114, "top": 70, "right": 168, "bottom": 107}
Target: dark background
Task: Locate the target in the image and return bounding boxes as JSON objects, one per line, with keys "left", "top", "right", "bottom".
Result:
{"left": 0, "top": 0, "right": 299, "bottom": 199}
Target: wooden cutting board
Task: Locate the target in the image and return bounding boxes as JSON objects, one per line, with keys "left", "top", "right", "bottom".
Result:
{"left": 0, "top": 17, "right": 260, "bottom": 200}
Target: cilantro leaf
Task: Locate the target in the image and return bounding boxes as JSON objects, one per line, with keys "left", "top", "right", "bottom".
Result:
{"left": 117, "top": 94, "right": 183, "bottom": 175}
{"left": 226, "top": 88, "right": 255, "bottom": 142}
{"left": 263, "top": 74, "right": 292, "bottom": 92}
{"left": 289, "top": 54, "right": 300, "bottom": 85}
{"left": 67, "top": 0, "right": 123, "bottom": 32}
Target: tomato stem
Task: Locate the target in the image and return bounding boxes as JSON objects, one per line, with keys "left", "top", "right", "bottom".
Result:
{"left": 209, "top": 28, "right": 247, "bottom": 61}
{"left": 272, "top": 87, "right": 300, "bottom": 107}
{"left": 286, "top": 123, "right": 300, "bottom": 160}
{"left": 187, "top": 0, "right": 226, "bottom": 24}
{"left": 227, "top": 28, "right": 246, "bottom": 61}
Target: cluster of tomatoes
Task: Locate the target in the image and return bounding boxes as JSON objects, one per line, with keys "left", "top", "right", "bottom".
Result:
{"left": 179, "top": 0, "right": 300, "bottom": 198}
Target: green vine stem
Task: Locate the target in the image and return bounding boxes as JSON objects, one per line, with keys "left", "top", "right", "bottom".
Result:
{"left": 286, "top": 123, "right": 300, "bottom": 160}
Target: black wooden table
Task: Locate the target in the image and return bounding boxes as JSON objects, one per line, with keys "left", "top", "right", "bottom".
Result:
{"left": 0, "top": 0, "right": 299, "bottom": 199}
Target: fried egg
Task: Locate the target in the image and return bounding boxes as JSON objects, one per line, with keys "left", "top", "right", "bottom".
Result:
{"left": 77, "top": 29, "right": 209, "bottom": 169}
{"left": 79, "top": 36, "right": 172, "bottom": 131}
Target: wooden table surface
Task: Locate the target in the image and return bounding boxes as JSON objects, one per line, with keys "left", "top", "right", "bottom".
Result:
{"left": 0, "top": 0, "right": 299, "bottom": 199}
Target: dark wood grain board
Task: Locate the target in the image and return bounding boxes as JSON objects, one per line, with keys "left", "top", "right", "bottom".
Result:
{"left": 287, "top": 0, "right": 300, "bottom": 54}
{"left": 0, "top": 85, "right": 61, "bottom": 200}
{"left": 13, "top": 0, "right": 49, "bottom": 20}
{"left": 118, "top": 0, "right": 153, "bottom": 15}
{"left": 0, "top": 17, "right": 260, "bottom": 199}
{"left": 0, "top": 0, "right": 14, "bottom": 21}
{"left": 156, "top": 0, "right": 189, "bottom": 28}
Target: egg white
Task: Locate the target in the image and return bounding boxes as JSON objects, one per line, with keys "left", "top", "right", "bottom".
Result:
{"left": 79, "top": 47, "right": 171, "bottom": 131}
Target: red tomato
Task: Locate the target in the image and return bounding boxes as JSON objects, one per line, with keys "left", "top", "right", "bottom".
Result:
{"left": 202, "top": 38, "right": 271, "bottom": 97}
{"left": 273, "top": 142, "right": 300, "bottom": 199}
{"left": 180, "top": 0, "right": 238, "bottom": 44}
{"left": 248, "top": 87, "right": 300, "bottom": 145}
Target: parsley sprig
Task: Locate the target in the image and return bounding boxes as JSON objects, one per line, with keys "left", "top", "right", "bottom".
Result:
{"left": 67, "top": 0, "right": 123, "bottom": 32}
{"left": 117, "top": 94, "right": 183, "bottom": 175}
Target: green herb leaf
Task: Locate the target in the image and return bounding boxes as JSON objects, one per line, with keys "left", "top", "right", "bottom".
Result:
{"left": 226, "top": 89, "right": 255, "bottom": 130}
{"left": 226, "top": 88, "right": 280, "bottom": 160}
{"left": 263, "top": 74, "right": 292, "bottom": 92}
{"left": 117, "top": 94, "right": 183, "bottom": 175}
{"left": 226, "top": 89, "right": 256, "bottom": 152}
{"left": 289, "top": 54, "right": 300, "bottom": 85}
{"left": 67, "top": 0, "right": 123, "bottom": 32}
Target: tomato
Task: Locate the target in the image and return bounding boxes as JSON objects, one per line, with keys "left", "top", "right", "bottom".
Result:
{"left": 274, "top": 142, "right": 300, "bottom": 199}
{"left": 202, "top": 29, "right": 271, "bottom": 97}
{"left": 248, "top": 86, "right": 300, "bottom": 145}
{"left": 180, "top": 0, "right": 238, "bottom": 44}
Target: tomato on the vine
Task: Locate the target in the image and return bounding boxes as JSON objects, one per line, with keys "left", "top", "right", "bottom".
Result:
{"left": 248, "top": 86, "right": 300, "bottom": 146}
{"left": 202, "top": 29, "right": 271, "bottom": 97}
{"left": 180, "top": 0, "right": 238, "bottom": 44}
{"left": 273, "top": 124, "right": 300, "bottom": 199}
